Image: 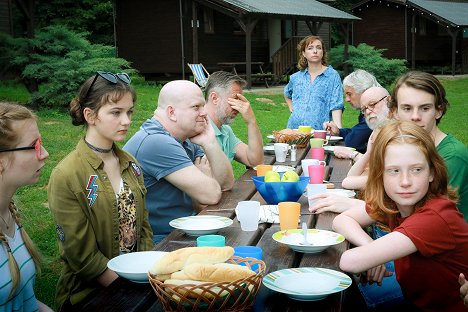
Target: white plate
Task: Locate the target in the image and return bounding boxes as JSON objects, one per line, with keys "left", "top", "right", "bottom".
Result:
{"left": 169, "top": 215, "right": 233, "bottom": 236}
{"left": 272, "top": 229, "right": 345, "bottom": 254}
{"left": 323, "top": 146, "right": 355, "bottom": 153}
{"left": 302, "top": 188, "right": 356, "bottom": 198}
{"left": 327, "top": 136, "right": 343, "bottom": 143}
{"left": 107, "top": 251, "right": 168, "bottom": 283}
{"left": 263, "top": 267, "right": 352, "bottom": 301}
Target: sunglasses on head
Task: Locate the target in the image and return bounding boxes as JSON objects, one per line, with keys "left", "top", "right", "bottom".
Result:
{"left": 83, "top": 71, "right": 131, "bottom": 100}
{"left": 0, "top": 138, "right": 43, "bottom": 160}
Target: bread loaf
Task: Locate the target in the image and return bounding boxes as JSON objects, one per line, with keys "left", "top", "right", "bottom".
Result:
{"left": 150, "top": 246, "right": 234, "bottom": 275}
{"left": 183, "top": 262, "right": 255, "bottom": 283}
{"left": 170, "top": 270, "right": 190, "bottom": 280}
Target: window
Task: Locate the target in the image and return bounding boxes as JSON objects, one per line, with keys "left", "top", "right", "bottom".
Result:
{"left": 418, "top": 17, "right": 426, "bottom": 36}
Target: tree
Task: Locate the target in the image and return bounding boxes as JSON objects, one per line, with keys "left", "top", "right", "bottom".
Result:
{"left": 0, "top": 25, "right": 135, "bottom": 108}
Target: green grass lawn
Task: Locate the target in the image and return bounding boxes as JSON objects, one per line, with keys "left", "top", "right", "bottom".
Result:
{"left": 0, "top": 77, "right": 467, "bottom": 309}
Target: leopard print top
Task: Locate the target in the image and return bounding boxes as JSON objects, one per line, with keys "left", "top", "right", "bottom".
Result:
{"left": 117, "top": 182, "right": 137, "bottom": 253}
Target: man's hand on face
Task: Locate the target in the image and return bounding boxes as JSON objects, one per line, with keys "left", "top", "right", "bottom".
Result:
{"left": 189, "top": 115, "right": 215, "bottom": 147}
{"left": 227, "top": 93, "right": 255, "bottom": 123}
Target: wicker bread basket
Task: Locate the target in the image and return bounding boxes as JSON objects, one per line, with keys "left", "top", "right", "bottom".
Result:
{"left": 273, "top": 129, "right": 312, "bottom": 148}
{"left": 148, "top": 256, "right": 266, "bottom": 311}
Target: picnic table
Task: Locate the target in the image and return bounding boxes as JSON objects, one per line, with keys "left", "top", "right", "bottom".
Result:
{"left": 217, "top": 62, "right": 274, "bottom": 88}
{"left": 82, "top": 141, "right": 359, "bottom": 311}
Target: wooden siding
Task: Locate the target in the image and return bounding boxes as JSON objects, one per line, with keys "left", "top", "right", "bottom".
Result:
{"left": 353, "top": 2, "right": 406, "bottom": 59}
{"left": 297, "top": 21, "right": 331, "bottom": 49}
{"left": 0, "top": 0, "right": 12, "bottom": 35}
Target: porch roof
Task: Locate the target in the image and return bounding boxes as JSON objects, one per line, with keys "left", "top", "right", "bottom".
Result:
{"left": 202, "top": 0, "right": 360, "bottom": 22}
{"left": 407, "top": 0, "right": 468, "bottom": 27}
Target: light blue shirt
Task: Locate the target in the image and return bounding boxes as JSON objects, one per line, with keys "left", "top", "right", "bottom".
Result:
{"left": 209, "top": 118, "right": 241, "bottom": 163}
{"left": 284, "top": 66, "right": 344, "bottom": 130}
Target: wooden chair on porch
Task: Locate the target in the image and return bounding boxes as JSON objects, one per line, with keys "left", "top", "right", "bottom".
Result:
{"left": 187, "top": 63, "right": 210, "bottom": 88}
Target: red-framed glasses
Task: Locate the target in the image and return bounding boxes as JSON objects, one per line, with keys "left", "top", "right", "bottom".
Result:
{"left": 0, "top": 138, "right": 43, "bottom": 159}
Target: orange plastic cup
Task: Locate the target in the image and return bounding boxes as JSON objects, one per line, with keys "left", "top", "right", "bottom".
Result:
{"left": 278, "top": 202, "right": 300, "bottom": 230}
{"left": 256, "top": 164, "right": 273, "bottom": 176}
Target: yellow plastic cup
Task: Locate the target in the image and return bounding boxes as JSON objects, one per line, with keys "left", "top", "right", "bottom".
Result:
{"left": 298, "top": 125, "right": 312, "bottom": 133}
{"left": 310, "top": 138, "right": 327, "bottom": 147}
{"left": 256, "top": 164, "right": 273, "bottom": 176}
{"left": 278, "top": 202, "right": 300, "bottom": 230}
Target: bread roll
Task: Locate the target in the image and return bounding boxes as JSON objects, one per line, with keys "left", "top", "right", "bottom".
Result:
{"left": 183, "top": 262, "right": 255, "bottom": 283}
{"left": 150, "top": 246, "right": 234, "bottom": 275}
{"left": 170, "top": 270, "right": 190, "bottom": 280}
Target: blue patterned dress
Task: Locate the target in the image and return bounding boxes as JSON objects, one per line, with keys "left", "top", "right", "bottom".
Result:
{"left": 284, "top": 66, "right": 344, "bottom": 130}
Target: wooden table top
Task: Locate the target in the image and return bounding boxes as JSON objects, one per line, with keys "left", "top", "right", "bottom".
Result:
{"left": 82, "top": 143, "right": 356, "bottom": 311}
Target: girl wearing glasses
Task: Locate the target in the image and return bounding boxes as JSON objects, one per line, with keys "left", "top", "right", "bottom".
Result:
{"left": 0, "top": 103, "right": 52, "bottom": 311}
{"left": 48, "top": 72, "right": 154, "bottom": 311}
{"left": 333, "top": 121, "right": 468, "bottom": 311}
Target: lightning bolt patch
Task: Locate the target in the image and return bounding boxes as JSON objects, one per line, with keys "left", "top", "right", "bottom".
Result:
{"left": 86, "top": 175, "right": 99, "bottom": 208}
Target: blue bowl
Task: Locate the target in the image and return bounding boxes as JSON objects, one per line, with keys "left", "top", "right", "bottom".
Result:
{"left": 251, "top": 175, "right": 309, "bottom": 205}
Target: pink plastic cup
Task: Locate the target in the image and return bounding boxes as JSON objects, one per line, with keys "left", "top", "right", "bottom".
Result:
{"left": 314, "top": 130, "right": 327, "bottom": 139}
{"left": 310, "top": 147, "right": 325, "bottom": 161}
{"left": 308, "top": 164, "right": 325, "bottom": 184}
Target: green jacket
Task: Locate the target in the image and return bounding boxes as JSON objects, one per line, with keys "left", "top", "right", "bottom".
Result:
{"left": 48, "top": 139, "right": 154, "bottom": 310}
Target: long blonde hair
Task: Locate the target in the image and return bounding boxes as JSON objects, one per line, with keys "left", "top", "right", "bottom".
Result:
{"left": 0, "top": 102, "right": 42, "bottom": 298}
{"left": 365, "top": 121, "right": 458, "bottom": 223}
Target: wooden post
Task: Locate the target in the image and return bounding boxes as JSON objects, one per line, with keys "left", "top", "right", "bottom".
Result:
{"left": 411, "top": 13, "right": 416, "bottom": 69}
{"left": 192, "top": 1, "right": 198, "bottom": 64}
{"left": 446, "top": 27, "right": 460, "bottom": 76}
{"left": 237, "top": 17, "right": 258, "bottom": 89}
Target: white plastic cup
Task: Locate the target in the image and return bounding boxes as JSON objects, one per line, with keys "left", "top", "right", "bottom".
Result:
{"left": 301, "top": 159, "right": 326, "bottom": 177}
{"left": 274, "top": 143, "right": 288, "bottom": 163}
{"left": 236, "top": 201, "right": 261, "bottom": 231}
{"left": 307, "top": 184, "right": 327, "bottom": 207}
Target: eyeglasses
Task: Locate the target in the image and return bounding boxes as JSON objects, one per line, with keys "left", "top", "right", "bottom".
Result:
{"left": 0, "top": 138, "right": 43, "bottom": 160}
{"left": 361, "top": 95, "right": 388, "bottom": 114}
{"left": 83, "top": 71, "right": 131, "bottom": 101}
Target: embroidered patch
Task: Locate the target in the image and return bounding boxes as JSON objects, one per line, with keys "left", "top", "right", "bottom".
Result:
{"left": 86, "top": 175, "right": 99, "bottom": 207}
{"left": 55, "top": 225, "right": 65, "bottom": 242}
{"left": 131, "top": 162, "right": 141, "bottom": 176}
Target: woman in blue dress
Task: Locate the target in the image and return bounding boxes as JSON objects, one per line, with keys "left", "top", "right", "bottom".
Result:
{"left": 284, "top": 35, "right": 344, "bottom": 130}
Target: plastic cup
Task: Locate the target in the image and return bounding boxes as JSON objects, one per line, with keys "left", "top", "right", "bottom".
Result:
{"left": 308, "top": 164, "right": 325, "bottom": 184}
{"left": 307, "top": 184, "right": 327, "bottom": 207}
{"left": 301, "top": 159, "right": 325, "bottom": 177}
{"left": 310, "top": 138, "right": 327, "bottom": 147}
{"left": 236, "top": 201, "right": 261, "bottom": 231}
{"left": 256, "top": 164, "right": 273, "bottom": 176}
{"left": 310, "top": 147, "right": 325, "bottom": 161}
{"left": 196, "top": 235, "right": 226, "bottom": 247}
{"left": 234, "top": 246, "right": 262, "bottom": 271}
{"left": 298, "top": 125, "right": 312, "bottom": 133}
{"left": 274, "top": 143, "right": 288, "bottom": 162}
{"left": 278, "top": 202, "right": 300, "bottom": 230}
{"left": 313, "top": 130, "right": 327, "bottom": 139}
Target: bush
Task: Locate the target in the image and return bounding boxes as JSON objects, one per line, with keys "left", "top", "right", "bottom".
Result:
{"left": 330, "top": 43, "right": 407, "bottom": 87}
{"left": 0, "top": 25, "right": 137, "bottom": 108}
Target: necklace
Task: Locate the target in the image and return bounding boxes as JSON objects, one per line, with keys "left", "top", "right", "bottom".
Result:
{"left": 84, "top": 138, "right": 113, "bottom": 153}
{"left": 0, "top": 213, "right": 10, "bottom": 230}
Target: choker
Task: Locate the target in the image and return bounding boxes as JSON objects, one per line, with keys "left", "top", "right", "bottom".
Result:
{"left": 84, "top": 138, "right": 113, "bottom": 153}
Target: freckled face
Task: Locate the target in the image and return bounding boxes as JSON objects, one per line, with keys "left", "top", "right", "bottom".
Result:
{"left": 383, "top": 143, "right": 433, "bottom": 215}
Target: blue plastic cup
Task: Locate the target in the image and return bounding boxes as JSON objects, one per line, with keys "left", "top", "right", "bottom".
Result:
{"left": 196, "top": 235, "right": 225, "bottom": 247}
{"left": 233, "top": 246, "right": 262, "bottom": 271}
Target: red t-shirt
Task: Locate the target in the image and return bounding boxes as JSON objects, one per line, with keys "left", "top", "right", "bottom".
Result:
{"left": 389, "top": 197, "right": 468, "bottom": 311}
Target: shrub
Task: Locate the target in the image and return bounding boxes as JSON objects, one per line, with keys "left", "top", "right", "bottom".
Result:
{"left": 330, "top": 43, "right": 407, "bottom": 87}
{"left": 0, "top": 25, "right": 137, "bottom": 108}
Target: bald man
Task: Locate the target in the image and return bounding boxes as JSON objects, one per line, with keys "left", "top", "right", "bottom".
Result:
{"left": 124, "top": 80, "right": 234, "bottom": 242}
